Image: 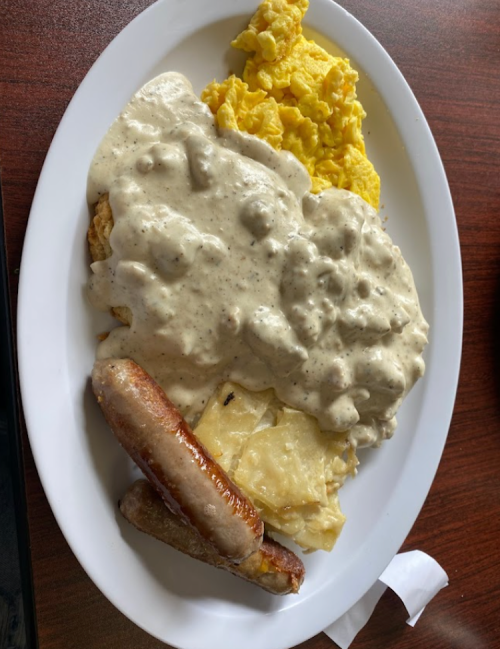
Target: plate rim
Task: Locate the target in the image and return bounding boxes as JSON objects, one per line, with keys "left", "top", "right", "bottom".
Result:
{"left": 17, "top": 0, "right": 463, "bottom": 647}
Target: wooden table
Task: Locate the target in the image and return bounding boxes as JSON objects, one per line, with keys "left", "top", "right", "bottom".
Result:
{"left": 1, "top": 0, "right": 500, "bottom": 647}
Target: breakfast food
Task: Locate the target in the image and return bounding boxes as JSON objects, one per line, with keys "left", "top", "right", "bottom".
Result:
{"left": 87, "top": 0, "right": 428, "bottom": 588}
{"left": 202, "top": 0, "right": 380, "bottom": 208}
{"left": 87, "top": 70, "right": 427, "bottom": 555}
{"left": 194, "top": 382, "right": 357, "bottom": 551}
{"left": 88, "top": 194, "right": 131, "bottom": 325}
{"left": 88, "top": 71, "right": 427, "bottom": 448}
{"left": 92, "top": 358, "right": 264, "bottom": 562}
{"left": 120, "top": 480, "right": 305, "bottom": 595}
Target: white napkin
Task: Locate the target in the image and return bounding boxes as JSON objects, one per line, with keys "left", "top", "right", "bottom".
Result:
{"left": 324, "top": 550, "right": 449, "bottom": 649}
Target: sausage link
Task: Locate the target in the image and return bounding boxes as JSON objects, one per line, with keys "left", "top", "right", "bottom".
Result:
{"left": 120, "top": 479, "right": 305, "bottom": 595}
{"left": 92, "top": 358, "right": 264, "bottom": 563}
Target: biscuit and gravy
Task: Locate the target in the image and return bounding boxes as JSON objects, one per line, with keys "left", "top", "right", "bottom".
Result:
{"left": 87, "top": 0, "right": 428, "bottom": 590}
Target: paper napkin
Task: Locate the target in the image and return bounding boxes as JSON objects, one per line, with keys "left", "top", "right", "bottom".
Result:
{"left": 324, "top": 550, "right": 449, "bottom": 649}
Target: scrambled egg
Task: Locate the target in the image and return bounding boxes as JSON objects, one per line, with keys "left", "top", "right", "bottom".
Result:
{"left": 202, "top": 0, "right": 380, "bottom": 209}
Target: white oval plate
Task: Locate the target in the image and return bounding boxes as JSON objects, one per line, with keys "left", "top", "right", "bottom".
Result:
{"left": 17, "top": 1, "right": 462, "bottom": 648}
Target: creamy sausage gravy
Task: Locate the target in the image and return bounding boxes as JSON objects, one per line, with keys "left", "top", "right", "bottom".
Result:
{"left": 88, "top": 72, "right": 428, "bottom": 448}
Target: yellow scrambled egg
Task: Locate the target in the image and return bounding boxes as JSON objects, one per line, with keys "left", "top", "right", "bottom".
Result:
{"left": 201, "top": 0, "right": 380, "bottom": 209}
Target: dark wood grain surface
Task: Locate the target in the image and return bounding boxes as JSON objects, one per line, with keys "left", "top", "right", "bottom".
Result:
{"left": 1, "top": 0, "right": 500, "bottom": 647}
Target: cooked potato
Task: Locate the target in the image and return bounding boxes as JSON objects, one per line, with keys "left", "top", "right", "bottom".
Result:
{"left": 194, "top": 382, "right": 358, "bottom": 551}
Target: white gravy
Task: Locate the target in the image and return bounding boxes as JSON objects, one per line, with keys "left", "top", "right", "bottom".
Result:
{"left": 88, "top": 72, "right": 428, "bottom": 448}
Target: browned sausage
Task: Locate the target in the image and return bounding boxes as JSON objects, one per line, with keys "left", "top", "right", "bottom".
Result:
{"left": 92, "top": 358, "right": 264, "bottom": 563}
{"left": 120, "top": 480, "right": 305, "bottom": 595}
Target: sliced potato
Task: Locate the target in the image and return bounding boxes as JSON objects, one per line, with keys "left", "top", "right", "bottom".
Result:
{"left": 194, "top": 381, "right": 273, "bottom": 473}
{"left": 193, "top": 382, "right": 356, "bottom": 552}
{"left": 325, "top": 436, "right": 359, "bottom": 486}
{"left": 255, "top": 493, "right": 346, "bottom": 552}
{"left": 293, "top": 493, "right": 346, "bottom": 552}
{"left": 234, "top": 409, "right": 328, "bottom": 509}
